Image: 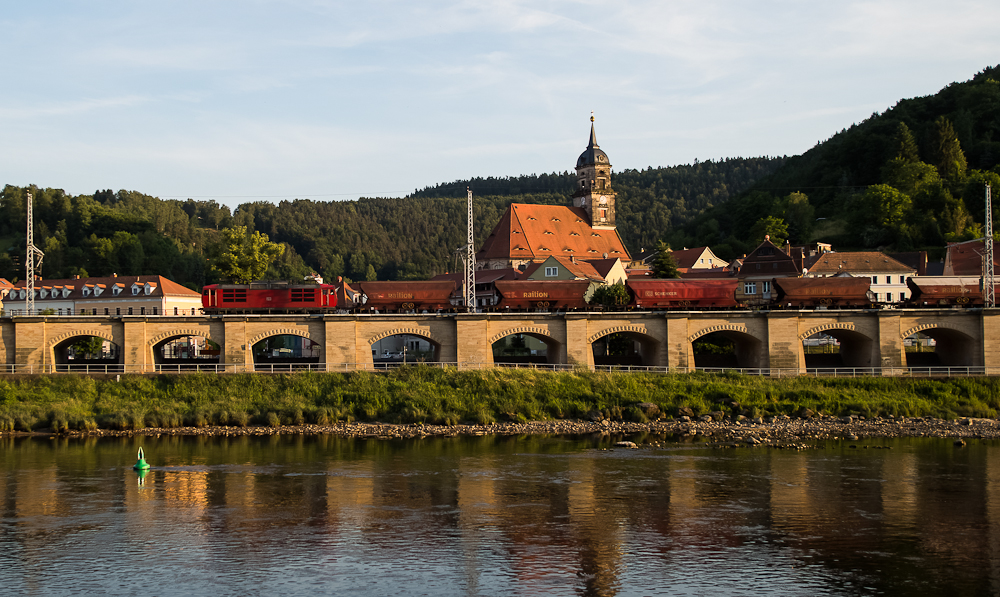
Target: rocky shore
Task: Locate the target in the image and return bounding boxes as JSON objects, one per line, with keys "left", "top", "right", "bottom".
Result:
{"left": 10, "top": 413, "right": 1000, "bottom": 447}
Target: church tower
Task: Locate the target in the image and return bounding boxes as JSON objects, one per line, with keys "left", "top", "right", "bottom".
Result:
{"left": 573, "top": 115, "right": 616, "bottom": 230}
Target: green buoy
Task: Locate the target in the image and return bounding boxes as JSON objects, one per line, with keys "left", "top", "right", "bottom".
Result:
{"left": 133, "top": 447, "right": 150, "bottom": 470}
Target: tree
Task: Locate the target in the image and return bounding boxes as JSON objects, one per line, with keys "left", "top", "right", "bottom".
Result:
{"left": 70, "top": 336, "right": 104, "bottom": 359}
{"left": 748, "top": 216, "right": 788, "bottom": 246}
{"left": 928, "top": 116, "right": 968, "bottom": 182}
{"left": 782, "top": 192, "right": 814, "bottom": 243}
{"left": 651, "top": 241, "right": 680, "bottom": 278}
{"left": 590, "top": 282, "right": 629, "bottom": 308}
{"left": 212, "top": 226, "right": 284, "bottom": 284}
{"left": 892, "top": 121, "right": 920, "bottom": 162}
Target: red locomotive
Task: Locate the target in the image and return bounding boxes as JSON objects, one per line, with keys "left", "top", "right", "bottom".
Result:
{"left": 202, "top": 282, "right": 338, "bottom": 313}
{"left": 494, "top": 280, "right": 592, "bottom": 311}
{"left": 626, "top": 279, "right": 741, "bottom": 309}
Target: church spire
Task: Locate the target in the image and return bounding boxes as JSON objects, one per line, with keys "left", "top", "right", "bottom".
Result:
{"left": 574, "top": 114, "right": 616, "bottom": 230}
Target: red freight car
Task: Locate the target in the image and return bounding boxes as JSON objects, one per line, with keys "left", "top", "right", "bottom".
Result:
{"left": 202, "top": 282, "right": 338, "bottom": 313}
{"left": 906, "top": 277, "right": 988, "bottom": 306}
{"left": 355, "top": 281, "right": 457, "bottom": 313}
{"left": 626, "top": 278, "right": 740, "bottom": 309}
{"left": 494, "top": 280, "right": 591, "bottom": 311}
{"left": 772, "top": 277, "right": 873, "bottom": 308}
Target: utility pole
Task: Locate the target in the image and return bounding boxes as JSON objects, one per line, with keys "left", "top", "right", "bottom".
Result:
{"left": 25, "top": 191, "right": 44, "bottom": 316}
{"left": 985, "top": 183, "right": 995, "bottom": 308}
{"left": 465, "top": 188, "right": 476, "bottom": 311}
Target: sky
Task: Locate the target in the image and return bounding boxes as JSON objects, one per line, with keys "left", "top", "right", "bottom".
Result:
{"left": 3, "top": 0, "right": 1000, "bottom": 208}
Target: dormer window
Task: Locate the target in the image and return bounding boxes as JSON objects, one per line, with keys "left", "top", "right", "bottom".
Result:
{"left": 62, "top": 287, "right": 72, "bottom": 298}
{"left": 145, "top": 285, "right": 153, "bottom": 295}
{"left": 39, "top": 289, "right": 48, "bottom": 299}
{"left": 83, "top": 286, "right": 92, "bottom": 297}
{"left": 591, "top": 232, "right": 601, "bottom": 237}
{"left": 95, "top": 285, "right": 104, "bottom": 296}
{"left": 550, "top": 217, "right": 560, "bottom": 222}
{"left": 132, "top": 284, "right": 140, "bottom": 296}
{"left": 112, "top": 285, "right": 122, "bottom": 296}
{"left": 544, "top": 231, "right": 554, "bottom": 235}
{"left": 570, "top": 232, "right": 580, "bottom": 236}
{"left": 526, "top": 216, "right": 537, "bottom": 221}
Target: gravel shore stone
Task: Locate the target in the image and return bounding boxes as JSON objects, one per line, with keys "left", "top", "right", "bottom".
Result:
{"left": 8, "top": 414, "right": 1000, "bottom": 446}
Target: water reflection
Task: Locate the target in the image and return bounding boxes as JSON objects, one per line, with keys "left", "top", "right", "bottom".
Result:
{"left": 0, "top": 435, "right": 999, "bottom": 595}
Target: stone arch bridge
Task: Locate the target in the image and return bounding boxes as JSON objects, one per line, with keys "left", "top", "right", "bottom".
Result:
{"left": 3, "top": 309, "right": 999, "bottom": 373}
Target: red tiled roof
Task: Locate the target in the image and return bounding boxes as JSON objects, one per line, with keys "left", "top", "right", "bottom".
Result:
{"left": 476, "top": 203, "right": 630, "bottom": 263}
{"left": 807, "top": 251, "right": 915, "bottom": 275}
{"left": 12, "top": 275, "right": 200, "bottom": 298}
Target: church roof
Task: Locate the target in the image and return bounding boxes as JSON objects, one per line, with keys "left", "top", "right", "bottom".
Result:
{"left": 576, "top": 122, "right": 610, "bottom": 169}
{"left": 476, "top": 203, "right": 631, "bottom": 263}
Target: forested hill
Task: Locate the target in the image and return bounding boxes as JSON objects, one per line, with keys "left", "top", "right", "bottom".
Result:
{"left": 409, "top": 157, "right": 786, "bottom": 252}
{"left": 0, "top": 158, "right": 783, "bottom": 287}
{"left": 669, "top": 65, "right": 1000, "bottom": 259}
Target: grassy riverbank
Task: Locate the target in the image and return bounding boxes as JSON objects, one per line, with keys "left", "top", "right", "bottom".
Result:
{"left": 1, "top": 367, "right": 999, "bottom": 432}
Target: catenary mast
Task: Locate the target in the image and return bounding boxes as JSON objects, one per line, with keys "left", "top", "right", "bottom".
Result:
{"left": 985, "top": 184, "right": 995, "bottom": 308}
{"left": 25, "top": 191, "right": 44, "bottom": 315}
{"left": 465, "top": 188, "right": 476, "bottom": 311}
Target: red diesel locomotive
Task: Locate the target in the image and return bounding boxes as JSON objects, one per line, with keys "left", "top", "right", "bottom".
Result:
{"left": 202, "top": 282, "right": 339, "bottom": 313}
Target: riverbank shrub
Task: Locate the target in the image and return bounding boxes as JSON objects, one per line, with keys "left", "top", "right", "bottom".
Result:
{"left": 0, "top": 368, "right": 999, "bottom": 432}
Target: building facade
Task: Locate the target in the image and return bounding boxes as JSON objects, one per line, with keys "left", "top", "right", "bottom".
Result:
{"left": 7, "top": 275, "right": 203, "bottom": 316}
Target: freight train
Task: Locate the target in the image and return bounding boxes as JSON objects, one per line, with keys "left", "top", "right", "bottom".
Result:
{"left": 202, "top": 276, "right": 996, "bottom": 314}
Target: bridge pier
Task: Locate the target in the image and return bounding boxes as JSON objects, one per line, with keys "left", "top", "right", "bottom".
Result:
{"left": 877, "top": 312, "right": 906, "bottom": 372}
{"left": 984, "top": 310, "right": 1000, "bottom": 373}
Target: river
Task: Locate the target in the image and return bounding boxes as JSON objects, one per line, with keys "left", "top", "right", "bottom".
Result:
{"left": 1, "top": 433, "right": 997, "bottom": 596}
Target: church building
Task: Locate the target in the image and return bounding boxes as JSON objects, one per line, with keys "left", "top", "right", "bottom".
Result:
{"left": 475, "top": 118, "right": 631, "bottom": 270}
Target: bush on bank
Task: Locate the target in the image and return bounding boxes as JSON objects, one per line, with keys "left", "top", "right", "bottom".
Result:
{"left": 0, "top": 367, "right": 998, "bottom": 432}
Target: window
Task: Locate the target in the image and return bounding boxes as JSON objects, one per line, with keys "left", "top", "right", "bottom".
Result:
{"left": 115, "top": 308, "right": 120, "bottom": 316}
{"left": 128, "top": 307, "right": 133, "bottom": 315}
{"left": 132, "top": 286, "right": 139, "bottom": 295}
{"left": 762, "top": 281, "right": 771, "bottom": 293}
{"left": 57, "top": 309, "right": 62, "bottom": 315}
{"left": 872, "top": 276, "right": 877, "bottom": 284}
{"left": 700, "top": 259, "right": 704, "bottom": 264}
{"left": 104, "top": 308, "right": 109, "bottom": 315}
{"left": 93, "top": 309, "right": 97, "bottom": 315}
{"left": 152, "top": 307, "right": 158, "bottom": 315}
{"left": 886, "top": 276, "right": 891, "bottom": 285}
{"left": 744, "top": 282, "right": 757, "bottom": 295}
{"left": 900, "top": 275, "right": 906, "bottom": 284}
{"left": 191, "top": 308, "right": 196, "bottom": 315}
{"left": 174, "top": 307, "right": 178, "bottom": 315}
{"left": 545, "top": 267, "right": 558, "bottom": 277}
{"left": 140, "top": 307, "right": 145, "bottom": 315}
{"left": 772, "top": 263, "right": 778, "bottom": 269}
{"left": 886, "top": 293, "right": 893, "bottom": 302}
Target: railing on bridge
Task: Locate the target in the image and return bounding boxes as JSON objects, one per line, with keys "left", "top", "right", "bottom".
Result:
{"left": 0, "top": 362, "right": 997, "bottom": 377}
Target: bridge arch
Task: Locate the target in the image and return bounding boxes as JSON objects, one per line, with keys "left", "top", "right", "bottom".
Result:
{"left": 369, "top": 328, "right": 441, "bottom": 364}
{"left": 249, "top": 328, "right": 321, "bottom": 370}
{"left": 490, "top": 326, "right": 561, "bottom": 366}
{"left": 47, "top": 329, "right": 120, "bottom": 371}
{"left": 799, "top": 323, "right": 874, "bottom": 369}
{"left": 901, "top": 323, "right": 978, "bottom": 367}
{"left": 148, "top": 329, "right": 221, "bottom": 370}
{"left": 688, "top": 323, "right": 765, "bottom": 369}
{"left": 589, "top": 325, "right": 659, "bottom": 368}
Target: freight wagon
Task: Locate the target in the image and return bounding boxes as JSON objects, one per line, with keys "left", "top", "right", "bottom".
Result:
{"left": 354, "top": 281, "right": 457, "bottom": 313}
{"left": 772, "top": 277, "right": 874, "bottom": 308}
{"left": 626, "top": 278, "right": 740, "bottom": 309}
{"left": 493, "top": 280, "right": 592, "bottom": 311}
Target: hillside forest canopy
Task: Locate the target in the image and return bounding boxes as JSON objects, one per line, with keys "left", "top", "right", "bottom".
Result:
{"left": 4, "top": 65, "right": 1000, "bottom": 288}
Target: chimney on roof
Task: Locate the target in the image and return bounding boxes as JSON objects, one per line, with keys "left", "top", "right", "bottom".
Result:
{"left": 112, "top": 273, "right": 117, "bottom": 277}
